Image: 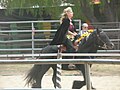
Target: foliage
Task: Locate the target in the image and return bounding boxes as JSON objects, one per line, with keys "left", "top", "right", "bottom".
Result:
{"left": 0, "top": 0, "right": 119, "bottom": 22}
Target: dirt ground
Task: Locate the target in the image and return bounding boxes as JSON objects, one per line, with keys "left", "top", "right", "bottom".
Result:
{"left": 0, "top": 64, "right": 120, "bottom": 90}
{"left": 0, "top": 75, "right": 120, "bottom": 90}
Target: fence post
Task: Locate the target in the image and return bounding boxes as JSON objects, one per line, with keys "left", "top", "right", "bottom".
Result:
{"left": 31, "top": 22, "right": 35, "bottom": 59}
{"left": 56, "top": 45, "right": 62, "bottom": 89}
{"left": 85, "top": 64, "right": 91, "bottom": 90}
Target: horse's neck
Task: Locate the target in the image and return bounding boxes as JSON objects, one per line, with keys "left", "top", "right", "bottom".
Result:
{"left": 78, "top": 45, "right": 97, "bottom": 53}
{"left": 78, "top": 35, "right": 98, "bottom": 53}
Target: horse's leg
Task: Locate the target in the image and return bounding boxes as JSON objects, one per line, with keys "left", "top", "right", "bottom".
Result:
{"left": 51, "top": 65, "right": 57, "bottom": 88}
{"left": 31, "top": 64, "right": 51, "bottom": 88}
{"left": 72, "top": 64, "right": 96, "bottom": 90}
{"left": 72, "top": 64, "right": 86, "bottom": 89}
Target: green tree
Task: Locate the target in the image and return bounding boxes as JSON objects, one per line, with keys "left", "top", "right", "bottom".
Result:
{"left": 0, "top": 0, "right": 119, "bottom": 22}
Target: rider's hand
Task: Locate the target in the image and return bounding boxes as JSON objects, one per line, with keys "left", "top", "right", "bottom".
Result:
{"left": 74, "top": 40, "right": 79, "bottom": 46}
{"left": 73, "top": 32, "right": 77, "bottom": 36}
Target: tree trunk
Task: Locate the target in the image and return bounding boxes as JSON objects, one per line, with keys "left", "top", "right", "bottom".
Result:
{"left": 80, "top": 0, "right": 98, "bottom": 22}
{"left": 102, "top": 0, "right": 116, "bottom": 22}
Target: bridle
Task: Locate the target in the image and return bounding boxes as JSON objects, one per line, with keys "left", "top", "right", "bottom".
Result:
{"left": 96, "top": 32, "right": 108, "bottom": 49}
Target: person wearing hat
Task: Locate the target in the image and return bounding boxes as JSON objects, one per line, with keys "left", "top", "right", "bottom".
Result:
{"left": 80, "top": 23, "right": 89, "bottom": 34}
{"left": 74, "top": 23, "right": 89, "bottom": 45}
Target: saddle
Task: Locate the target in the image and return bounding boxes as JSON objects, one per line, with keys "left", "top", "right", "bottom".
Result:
{"left": 57, "top": 44, "right": 66, "bottom": 53}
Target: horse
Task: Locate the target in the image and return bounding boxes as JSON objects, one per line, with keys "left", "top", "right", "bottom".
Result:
{"left": 24, "top": 28, "right": 114, "bottom": 89}
{"left": 24, "top": 45, "right": 66, "bottom": 88}
{"left": 72, "top": 28, "right": 114, "bottom": 89}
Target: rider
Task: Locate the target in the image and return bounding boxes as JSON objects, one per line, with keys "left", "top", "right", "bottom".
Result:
{"left": 50, "top": 7, "right": 77, "bottom": 53}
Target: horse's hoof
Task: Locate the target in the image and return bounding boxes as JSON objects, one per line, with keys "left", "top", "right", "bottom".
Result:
{"left": 72, "top": 80, "right": 85, "bottom": 89}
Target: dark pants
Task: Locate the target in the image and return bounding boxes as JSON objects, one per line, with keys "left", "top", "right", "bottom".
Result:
{"left": 63, "top": 37, "right": 76, "bottom": 53}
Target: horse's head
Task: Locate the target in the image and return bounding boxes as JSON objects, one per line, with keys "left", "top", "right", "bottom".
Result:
{"left": 95, "top": 28, "right": 114, "bottom": 50}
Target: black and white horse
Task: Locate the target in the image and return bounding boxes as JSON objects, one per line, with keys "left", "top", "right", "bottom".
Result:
{"left": 25, "top": 28, "right": 114, "bottom": 89}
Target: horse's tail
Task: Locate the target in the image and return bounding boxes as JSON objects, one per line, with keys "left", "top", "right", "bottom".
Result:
{"left": 24, "top": 64, "right": 42, "bottom": 86}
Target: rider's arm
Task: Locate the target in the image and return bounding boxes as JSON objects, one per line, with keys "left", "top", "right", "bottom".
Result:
{"left": 68, "top": 30, "right": 77, "bottom": 36}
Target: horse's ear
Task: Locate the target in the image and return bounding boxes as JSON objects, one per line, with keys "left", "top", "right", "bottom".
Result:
{"left": 96, "top": 28, "right": 102, "bottom": 34}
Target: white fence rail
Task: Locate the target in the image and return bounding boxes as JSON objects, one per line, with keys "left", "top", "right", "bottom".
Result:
{"left": 0, "top": 58, "right": 120, "bottom": 65}
{"left": 0, "top": 53, "right": 120, "bottom": 90}
{"left": 0, "top": 53, "right": 120, "bottom": 58}
{"left": 0, "top": 20, "right": 120, "bottom": 54}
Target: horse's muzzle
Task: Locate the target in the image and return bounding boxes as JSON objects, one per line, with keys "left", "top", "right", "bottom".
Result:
{"left": 107, "top": 42, "right": 114, "bottom": 50}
